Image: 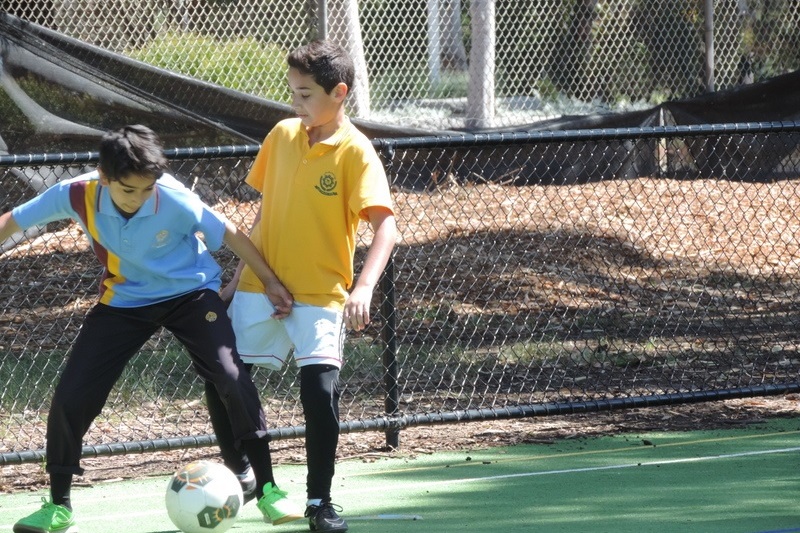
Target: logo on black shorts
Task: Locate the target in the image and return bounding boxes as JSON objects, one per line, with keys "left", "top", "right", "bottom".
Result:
{"left": 205, "top": 312, "right": 217, "bottom": 322}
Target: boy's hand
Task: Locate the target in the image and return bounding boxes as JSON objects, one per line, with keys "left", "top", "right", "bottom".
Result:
{"left": 344, "top": 286, "right": 374, "bottom": 331}
{"left": 219, "top": 282, "right": 237, "bottom": 304}
{"left": 265, "top": 279, "right": 293, "bottom": 319}
{"left": 344, "top": 207, "right": 395, "bottom": 332}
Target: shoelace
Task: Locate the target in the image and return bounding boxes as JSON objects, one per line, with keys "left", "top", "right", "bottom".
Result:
{"left": 306, "top": 501, "right": 344, "bottom": 519}
{"left": 36, "top": 498, "right": 59, "bottom": 513}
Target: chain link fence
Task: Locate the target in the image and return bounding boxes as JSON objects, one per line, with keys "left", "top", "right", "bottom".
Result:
{"left": 4, "top": 0, "right": 800, "bottom": 130}
{"left": 2, "top": 122, "right": 800, "bottom": 464}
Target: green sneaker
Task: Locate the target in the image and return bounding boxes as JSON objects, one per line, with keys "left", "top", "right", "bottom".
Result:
{"left": 13, "top": 498, "right": 78, "bottom": 533}
{"left": 256, "top": 483, "right": 304, "bottom": 525}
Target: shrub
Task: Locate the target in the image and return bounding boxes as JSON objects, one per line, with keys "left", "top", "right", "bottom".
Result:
{"left": 128, "top": 32, "right": 289, "bottom": 103}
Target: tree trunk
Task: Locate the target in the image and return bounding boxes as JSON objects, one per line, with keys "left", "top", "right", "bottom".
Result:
{"left": 548, "top": 0, "right": 598, "bottom": 98}
{"left": 440, "top": 0, "right": 467, "bottom": 71}
{"left": 327, "top": 0, "right": 371, "bottom": 118}
{"left": 466, "top": 0, "right": 495, "bottom": 129}
{"left": 427, "top": 0, "right": 442, "bottom": 89}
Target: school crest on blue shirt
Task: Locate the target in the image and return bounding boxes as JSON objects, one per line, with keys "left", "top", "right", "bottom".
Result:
{"left": 154, "top": 230, "right": 170, "bottom": 247}
{"left": 315, "top": 173, "right": 338, "bottom": 196}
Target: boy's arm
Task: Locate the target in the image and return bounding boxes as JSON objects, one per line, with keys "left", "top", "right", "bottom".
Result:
{"left": 222, "top": 218, "right": 292, "bottom": 318}
{"left": 0, "top": 212, "right": 23, "bottom": 244}
{"left": 219, "top": 205, "right": 260, "bottom": 303}
{"left": 344, "top": 206, "right": 397, "bottom": 331}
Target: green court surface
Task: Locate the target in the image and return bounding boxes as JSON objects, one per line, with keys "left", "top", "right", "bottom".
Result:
{"left": 2, "top": 418, "right": 800, "bottom": 533}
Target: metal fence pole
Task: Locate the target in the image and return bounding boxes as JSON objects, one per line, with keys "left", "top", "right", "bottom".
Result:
{"left": 377, "top": 141, "right": 400, "bottom": 449}
{"left": 380, "top": 254, "right": 399, "bottom": 449}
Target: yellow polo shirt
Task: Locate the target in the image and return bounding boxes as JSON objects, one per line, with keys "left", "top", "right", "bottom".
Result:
{"left": 237, "top": 117, "right": 393, "bottom": 310}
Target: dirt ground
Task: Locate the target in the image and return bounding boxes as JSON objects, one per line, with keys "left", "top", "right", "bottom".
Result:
{"left": 3, "top": 395, "right": 799, "bottom": 494}
{"left": 3, "top": 177, "right": 800, "bottom": 494}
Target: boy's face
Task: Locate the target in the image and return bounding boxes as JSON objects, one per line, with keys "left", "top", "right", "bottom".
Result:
{"left": 287, "top": 67, "right": 347, "bottom": 130}
{"left": 99, "top": 172, "right": 157, "bottom": 217}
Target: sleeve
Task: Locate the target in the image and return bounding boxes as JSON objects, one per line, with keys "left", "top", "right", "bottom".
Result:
{"left": 195, "top": 205, "right": 228, "bottom": 251}
{"left": 244, "top": 130, "right": 274, "bottom": 193}
{"left": 159, "top": 174, "right": 229, "bottom": 251}
{"left": 348, "top": 144, "right": 394, "bottom": 222}
{"left": 11, "top": 180, "right": 75, "bottom": 230}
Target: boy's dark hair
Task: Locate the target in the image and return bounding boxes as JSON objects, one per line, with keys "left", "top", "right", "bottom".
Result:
{"left": 98, "top": 124, "right": 169, "bottom": 181}
{"left": 287, "top": 40, "right": 355, "bottom": 95}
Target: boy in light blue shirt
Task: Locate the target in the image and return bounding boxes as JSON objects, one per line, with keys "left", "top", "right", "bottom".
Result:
{"left": 12, "top": 171, "right": 228, "bottom": 306}
{"left": 1, "top": 125, "right": 303, "bottom": 533}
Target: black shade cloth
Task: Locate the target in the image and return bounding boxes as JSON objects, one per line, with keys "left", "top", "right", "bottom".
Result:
{"left": 1, "top": 12, "right": 799, "bottom": 184}
{"left": 0, "top": 12, "right": 435, "bottom": 154}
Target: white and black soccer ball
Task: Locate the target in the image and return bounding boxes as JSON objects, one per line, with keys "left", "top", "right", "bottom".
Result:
{"left": 165, "top": 460, "right": 243, "bottom": 533}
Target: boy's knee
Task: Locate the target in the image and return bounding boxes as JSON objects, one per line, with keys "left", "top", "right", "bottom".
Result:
{"left": 52, "top": 387, "right": 92, "bottom": 416}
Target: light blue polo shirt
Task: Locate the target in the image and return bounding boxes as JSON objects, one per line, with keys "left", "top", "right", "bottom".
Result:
{"left": 12, "top": 171, "right": 228, "bottom": 307}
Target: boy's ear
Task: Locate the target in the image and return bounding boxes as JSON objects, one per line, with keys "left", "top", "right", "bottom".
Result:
{"left": 332, "top": 82, "right": 349, "bottom": 102}
{"left": 98, "top": 169, "right": 110, "bottom": 186}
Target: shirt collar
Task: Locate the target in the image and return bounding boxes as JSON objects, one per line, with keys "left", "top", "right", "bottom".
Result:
{"left": 325, "top": 118, "right": 351, "bottom": 146}
{"left": 299, "top": 117, "right": 351, "bottom": 148}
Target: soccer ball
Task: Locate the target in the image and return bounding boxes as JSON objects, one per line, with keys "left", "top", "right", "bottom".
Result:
{"left": 165, "top": 460, "right": 243, "bottom": 533}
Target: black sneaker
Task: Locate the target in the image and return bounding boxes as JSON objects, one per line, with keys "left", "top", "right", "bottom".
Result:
{"left": 305, "top": 501, "right": 348, "bottom": 532}
{"left": 236, "top": 466, "right": 257, "bottom": 504}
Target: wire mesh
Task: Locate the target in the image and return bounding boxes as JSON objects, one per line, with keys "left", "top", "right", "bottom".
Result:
{"left": 4, "top": 0, "right": 800, "bottom": 130}
{"left": 2, "top": 124, "right": 800, "bottom": 463}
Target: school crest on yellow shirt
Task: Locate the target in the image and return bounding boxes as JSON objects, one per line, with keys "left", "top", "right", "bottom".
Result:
{"left": 315, "top": 172, "right": 338, "bottom": 196}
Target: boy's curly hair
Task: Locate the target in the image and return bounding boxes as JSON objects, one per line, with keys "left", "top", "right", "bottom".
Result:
{"left": 287, "top": 40, "right": 355, "bottom": 95}
{"left": 99, "top": 125, "right": 169, "bottom": 181}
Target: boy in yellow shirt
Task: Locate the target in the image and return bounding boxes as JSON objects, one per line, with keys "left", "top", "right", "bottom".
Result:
{"left": 213, "top": 40, "right": 397, "bottom": 532}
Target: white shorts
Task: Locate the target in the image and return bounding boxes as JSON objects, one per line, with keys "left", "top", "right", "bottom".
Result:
{"left": 227, "top": 291, "right": 345, "bottom": 370}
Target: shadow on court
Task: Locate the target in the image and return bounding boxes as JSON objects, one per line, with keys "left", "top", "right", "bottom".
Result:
{"left": 1, "top": 417, "right": 799, "bottom": 533}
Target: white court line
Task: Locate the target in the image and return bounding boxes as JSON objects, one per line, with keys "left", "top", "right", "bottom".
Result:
{"left": 3, "top": 445, "right": 800, "bottom": 531}
{"left": 338, "top": 445, "right": 800, "bottom": 494}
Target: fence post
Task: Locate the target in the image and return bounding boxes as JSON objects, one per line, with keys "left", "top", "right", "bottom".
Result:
{"left": 379, "top": 254, "right": 399, "bottom": 448}
{"left": 377, "top": 140, "right": 400, "bottom": 449}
